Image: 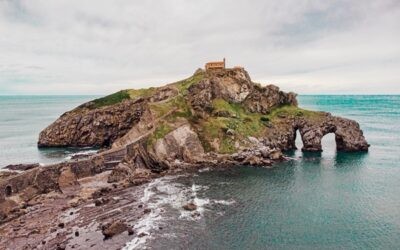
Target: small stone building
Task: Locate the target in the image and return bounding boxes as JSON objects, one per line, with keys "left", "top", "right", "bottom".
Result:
{"left": 205, "top": 58, "right": 226, "bottom": 71}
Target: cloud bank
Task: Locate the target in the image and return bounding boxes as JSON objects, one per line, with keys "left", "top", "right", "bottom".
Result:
{"left": 0, "top": 0, "right": 399, "bottom": 94}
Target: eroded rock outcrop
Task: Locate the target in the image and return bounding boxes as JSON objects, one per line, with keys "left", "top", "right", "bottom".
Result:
{"left": 296, "top": 115, "right": 369, "bottom": 152}
{"left": 243, "top": 84, "right": 298, "bottom": 114}
{"left": 153, "top": 124, "right": 205, "bottom": 163}
{"left": 187, "top": 68, "right": 297, "bottom": 116}
{"left": 38, "top": 99, "right": 146, "bottom": 147}
{"left": 36, "top": 67, "right": 367, "bottom": 155}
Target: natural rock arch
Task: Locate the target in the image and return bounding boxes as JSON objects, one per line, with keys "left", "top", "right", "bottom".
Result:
{"left": 295, "top": 116, "right": 369, "bottom": 152}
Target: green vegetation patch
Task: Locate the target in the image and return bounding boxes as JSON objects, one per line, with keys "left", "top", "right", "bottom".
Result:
{"left": 173, "top": 70, "right": 205, "bottom": 95}
{"left": 267, "top": 105, "right": 324, "bottom": 122}
{"left": 84, "top": 87, "right": 158, "bottom": 109}
{"left": 212, "top": 99, "right": 267, "bottom": 136}
{"left": 150, "top": 95, "right": 193, "bottom": 121}
{"left": 82, "top": 70, "right": 204, "bottom": 110}
{"left": 127, "top": 87, "right": 157, "bottom": 100}
{"left": 90, "top": 90, "right": 131, "bottom": 108}
{"left": 196, "top": 99, "right": 270, "bottom": 154}
{"left": 146, "top": 122, "right": 173, "bottom": 148}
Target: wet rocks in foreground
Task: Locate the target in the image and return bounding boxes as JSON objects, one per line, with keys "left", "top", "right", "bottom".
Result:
{"left": 183, "top": 202, "right": 197, "bottom": 211}
{"left": 101, "top": 220, "right": 128, "bottom": 239}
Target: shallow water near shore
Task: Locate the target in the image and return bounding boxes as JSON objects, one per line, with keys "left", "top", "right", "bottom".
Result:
{"left": 126, "top": 95, "right": 400, "bottom": 249}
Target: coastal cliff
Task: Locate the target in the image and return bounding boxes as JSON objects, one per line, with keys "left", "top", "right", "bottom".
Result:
{"left": 0, "top": 67, "right": 369, "bottom": 249}
{"left": 38, "top": 67, "right": 368, "bottom": 155}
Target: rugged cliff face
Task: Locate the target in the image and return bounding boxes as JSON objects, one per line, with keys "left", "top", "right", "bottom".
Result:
{"left": 38, "top": 67, "right": 368, "bottom": 158}
{"left": 38, "top": 99, "right": 146, "bottom": 147}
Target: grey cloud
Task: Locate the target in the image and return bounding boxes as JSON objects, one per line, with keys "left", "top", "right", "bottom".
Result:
{"left": 0, "top": 0, "right": 399, "bottom": 94}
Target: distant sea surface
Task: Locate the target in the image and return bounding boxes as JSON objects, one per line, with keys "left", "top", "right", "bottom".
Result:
{"left": 0, "top": 95, "right": 98, "bottom": 167}
{"left": 1, "top": 95, "right": 400, "bottom": 249}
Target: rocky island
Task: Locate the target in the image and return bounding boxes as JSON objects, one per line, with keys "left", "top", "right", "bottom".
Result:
{"left": 0, "top": 66, "right": 369, "bottom": 249}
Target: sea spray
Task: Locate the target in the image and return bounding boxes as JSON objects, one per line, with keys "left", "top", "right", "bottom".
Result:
{"left": 123, "top": 175, "right": 236, "bottom": 249}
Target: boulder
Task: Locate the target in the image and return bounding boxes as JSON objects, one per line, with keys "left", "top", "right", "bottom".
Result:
{"left": 4, "top": 163, "right": 39, "bottom": 171}
{"left": 107, "top": 164, "right": 133, "bottom": 183}
{"left": 58, "top": 168, "right": 79, "bottom": 193}
{"left": 101, "top": 220, "right": 128, "bottom": 239}
{"left": 243, "top": 85, "right": 298, "bottom": 114}
{"left": 153, "top": 124, "right": 205, "bottom": 164}
{"left": 182, "top": 202, "right": 197, "bottom": 211}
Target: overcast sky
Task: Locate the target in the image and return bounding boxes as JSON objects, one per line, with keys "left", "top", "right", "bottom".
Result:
{"left": 1, "top": 0, "right": 399, "bottom": 95}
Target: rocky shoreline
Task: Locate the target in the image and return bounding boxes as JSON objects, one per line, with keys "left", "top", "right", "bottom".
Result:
{"left": 0, "top": 67, "right": 369, "bottom": 249}
{"left": 0, "top": 154, "right": 281, "bottom": 250}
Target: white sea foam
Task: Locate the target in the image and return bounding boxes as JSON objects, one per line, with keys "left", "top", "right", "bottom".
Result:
{"left": 64, "top": 149, "right": 98, "bottom": 160}
{"left": 212, "top": 199, "right": 236, "bottom": 205}
{"left": 123, "top": 176, "right": 212, "bottom": 250}
{"left": 198, "top": 167, "right": 210, "bottom": 172}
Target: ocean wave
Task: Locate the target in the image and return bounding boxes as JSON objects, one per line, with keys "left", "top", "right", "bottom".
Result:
{"left": 198, "top": 167, "right": 210, "bottom": 172}
{"left": 212, "top": 199, "right": 236, "bottom": 205}
{"left": 123, "top": 176, "right": 213, "bottom": 249}
{"left": 63, "top": 149, "right": 98, "bottom": 160}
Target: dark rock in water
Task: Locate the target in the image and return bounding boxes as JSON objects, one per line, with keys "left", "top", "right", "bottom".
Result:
{"left": 101, "top": 220, "right": 127, "bottom": 239}
{"left": 4, "top": 163, "right": 39, "bottom": 171}
{"left": 127, "top": 227, "right": 134, "bottom": 235}
{"left": 182, "top": 202, "right": 197, "bottom": 211}
{"left": 143, "top": 208, "right": 151, "bottom": 214}
{"left": 58, "top": 222, "right": 65, "bottom": 228}
{"left": 56, "top": 243, "right": 66, "bottom": 250}
{"left": 138, "top": 232, "right": 148, "bottom": 237}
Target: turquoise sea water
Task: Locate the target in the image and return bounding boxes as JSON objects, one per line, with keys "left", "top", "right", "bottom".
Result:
{"left": 0, "top": 95, "right": 97, "bottom": 167}
{"left": 128, "top": 95, "right": 400, "bottom": 250}
{"left": 0, "top": 95, "right": 399, "bottom": 249}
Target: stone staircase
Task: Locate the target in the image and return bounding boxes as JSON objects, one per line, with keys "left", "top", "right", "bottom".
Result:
{"left": 98, "top": 107, "right": 179, "bottom": 170}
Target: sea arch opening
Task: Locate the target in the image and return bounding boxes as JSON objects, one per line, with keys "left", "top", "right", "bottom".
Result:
{"left": 321, "top": 133, "right": 336, "bottom": 155}
{"left": 294, "top": 129, "right": 303, "bottom": 150}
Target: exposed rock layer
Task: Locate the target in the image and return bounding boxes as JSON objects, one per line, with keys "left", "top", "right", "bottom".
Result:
{"left": 38, "top": 99, "right": 146, "bottom": 147}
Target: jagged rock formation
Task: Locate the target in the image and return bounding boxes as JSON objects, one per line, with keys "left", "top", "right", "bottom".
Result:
{"left": 38, "top": 99, "right": 146, "bottom": 147}
{"left": 37, "top": 67, "right": 368, "bottom": 155}
{"left": 296, "top": 116, "right": 370, "bottom": 152}
{"left": 153, "top": 124, "right": 205, "bottom": 163}
{"left": 188, "top": 69, "right": 297, "bottom": 116}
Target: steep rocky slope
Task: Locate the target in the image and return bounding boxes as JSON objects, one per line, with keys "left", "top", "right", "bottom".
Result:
{"left": 38, "top": 67, "right": 368, "bottom": 156}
